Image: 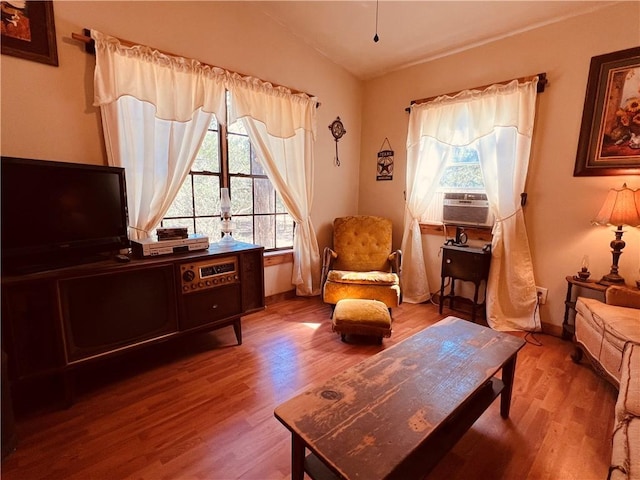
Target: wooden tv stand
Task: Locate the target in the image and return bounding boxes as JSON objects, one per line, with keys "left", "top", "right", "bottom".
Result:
{"left": 1, "top": 241, "right": 264, "bottom": 405}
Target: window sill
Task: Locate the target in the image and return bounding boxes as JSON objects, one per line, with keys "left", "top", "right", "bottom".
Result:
{"left": 264, "top": 249, "right": 294, "bottom": 267}
{"left": 419, "top": 223, "right": 493, "bottom": 242}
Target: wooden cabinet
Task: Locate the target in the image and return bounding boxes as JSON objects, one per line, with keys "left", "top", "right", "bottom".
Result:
{"left": 439, "top": 244, "right": 491, "bottom": 322}
{"left": 1, "top": 242, "right": 264, "bottom": 401}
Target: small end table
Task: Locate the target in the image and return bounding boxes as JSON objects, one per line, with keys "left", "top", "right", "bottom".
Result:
{"left": 562, "top": 275, "right": 607, "bottom": 340}
{"left": 439, "top": 244, "right": 491, "bottom": 323}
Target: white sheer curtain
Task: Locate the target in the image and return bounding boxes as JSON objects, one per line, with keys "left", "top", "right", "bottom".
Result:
{"left": 91, "top": 30, "right": 227, "bottom": 240}
{"left": 228, "top": 75, "right": 320, "bottom": 296}
{"left": 403, "top": 78, "right": 541, "bottom": 331}
{"left": 403, "top": 124, "right": 450, "bottom": 303}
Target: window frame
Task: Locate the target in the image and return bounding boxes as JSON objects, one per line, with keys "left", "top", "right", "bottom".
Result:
{"left": 159, "top": 95, "right": 294, "bottom": 251}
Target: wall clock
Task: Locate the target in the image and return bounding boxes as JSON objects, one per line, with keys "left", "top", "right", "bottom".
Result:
{"left": 329, "top": 117, "right": 346, "bottom": 166}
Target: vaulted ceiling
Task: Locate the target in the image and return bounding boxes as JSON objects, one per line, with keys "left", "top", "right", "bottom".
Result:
{"left": 256, "top": 1, "right": 619, "bottom": 80}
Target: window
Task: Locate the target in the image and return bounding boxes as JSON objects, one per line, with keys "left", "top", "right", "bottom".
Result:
{"left": 160, "top": 96, "right": 294, "bottom": 251}
{"left": 420, "top": 145, "right": 487, "bottom": 223}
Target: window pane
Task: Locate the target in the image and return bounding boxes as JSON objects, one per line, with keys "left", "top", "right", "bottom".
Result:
{"left": 195, "top": 217, "right": 217, "bottom": 242}
{"left": 193, "top": 128, "right": 220, "bottom": 173}
{"left": 276, "top": 193, "right": 286, "bottom": 214}
{"left": 231, "top": 177, "right": 253, "bottom": 215}
{"left": 228, "top": 132, "right": 250, "bottom": 174}
{"left": 233, "top": 215, "right": 253, "bottom": 244}
{"left": 165, "top": 179, "right": 193, "bottom": 217}
{"left": 255, "top": 215, "right": 275, "bottom": 249}
{"left": 276, "top": 214, "right": 294, "bottom": 248}
{"left": 254, "top": 178, "right": 274, "bottom": 214}
{"left": 251, "top": 149, "right": 266, "bottom": 176}
{"left": 228, "top": 119, "right": 246, "bottom": 135}
{"left": 193, "top": 175, "right": 220, "bottom": 216}
{"left": 439, "top": 147, "right": 484, "bottom": 190}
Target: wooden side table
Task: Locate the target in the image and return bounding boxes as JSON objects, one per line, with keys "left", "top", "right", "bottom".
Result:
{"left": 562, "top": 275, "right": 607, "bottom": 340}
{"left": 439, "top": 244, "right": 491, "bottom": 323}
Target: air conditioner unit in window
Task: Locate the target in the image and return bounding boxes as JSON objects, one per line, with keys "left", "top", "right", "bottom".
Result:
{"left": 442, "top": 192, "right": 494, "bottom": 228}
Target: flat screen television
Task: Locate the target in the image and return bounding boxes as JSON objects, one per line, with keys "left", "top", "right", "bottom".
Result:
{"left": 1, "top": 156, "right": 130, "bottom": 274}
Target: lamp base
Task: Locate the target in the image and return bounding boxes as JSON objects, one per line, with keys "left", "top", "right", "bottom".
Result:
{"left": 598, "top": 273, "right": 626, "bottom": 286}
{"left": 219, "top": 232, "right": 235, "bottom": 245}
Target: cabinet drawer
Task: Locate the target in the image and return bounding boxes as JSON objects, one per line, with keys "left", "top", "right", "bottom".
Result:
{"left": 180, "top": 284, "right": 242, "bottom": 331}
{"left": 441, "top": 246, "right": 491, "bottom": 283}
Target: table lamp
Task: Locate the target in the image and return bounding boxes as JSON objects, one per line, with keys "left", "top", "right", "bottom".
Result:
{"left": 219, "top": 187, "right": 234, "bottom": 244}
{"left": 592, "top": 183, "right": 640, "bottom": 285}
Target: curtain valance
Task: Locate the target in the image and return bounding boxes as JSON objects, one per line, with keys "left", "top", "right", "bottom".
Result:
{"left": 91, "top": 30, "right": 317, "bottom": 129}
{"left": 92, "top": 30, "right": 227, "bottom": 123}
{"left": 228, "top": 74, "right": 317, "bottom": 139}
{"left": 407, "top": 79, "right": 539, "bottom": 148}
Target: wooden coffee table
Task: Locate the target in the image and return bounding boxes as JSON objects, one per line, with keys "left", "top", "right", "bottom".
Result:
{"left": 274, "top": 316, "right": 526, "bottom": 480}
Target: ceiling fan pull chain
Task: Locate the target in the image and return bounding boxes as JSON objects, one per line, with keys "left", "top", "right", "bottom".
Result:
{"left": 373, "top": 0, "right": 380, "bottom": 42}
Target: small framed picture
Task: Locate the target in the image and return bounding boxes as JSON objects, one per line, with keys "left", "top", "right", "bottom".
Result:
{"left": 574, "top": 47, "right": 640, "bottom": 176}
{"left": 1, "top": 1, "right": 58, "bottom": 66}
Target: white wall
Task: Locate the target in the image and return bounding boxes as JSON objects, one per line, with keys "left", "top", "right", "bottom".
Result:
{"left": 0, "top": 1, "right": 363, "bottom": 297}
{"left": 360, "top": 2, "right": 640, "bottom": 332}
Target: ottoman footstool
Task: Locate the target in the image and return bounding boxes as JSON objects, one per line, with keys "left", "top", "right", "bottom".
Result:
{"left": 332, "top": 298, "right": 392, "bottom": 343}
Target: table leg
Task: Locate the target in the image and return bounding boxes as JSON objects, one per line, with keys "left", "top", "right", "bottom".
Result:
{"left": 500, "top": 354, "right": 518, "bottom": 419}
{"left": 471, "top": 282, "right": 479, "bottom": 323}
{"left": 562, "top": 281, "right": 574, "bottom": 340}
{"left": 291, "top": 433, "right": 305, "bottom": 480}
{"left": 439, "top": 276, "right": 445, "bottom": 315}
{"left": 450, "top": 279, "right": 456, "bottom": 311}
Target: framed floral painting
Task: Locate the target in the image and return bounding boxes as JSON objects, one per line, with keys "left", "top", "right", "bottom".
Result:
{"left": 574, "top": 47, "right": 640, "bottom": 176}
{"left": 1, "top": 1, "right": 58, "bottom": 66}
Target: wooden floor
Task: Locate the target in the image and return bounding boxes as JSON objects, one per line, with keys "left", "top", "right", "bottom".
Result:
{"left": 2, "top": 297, "right": 617, "bottom": 480}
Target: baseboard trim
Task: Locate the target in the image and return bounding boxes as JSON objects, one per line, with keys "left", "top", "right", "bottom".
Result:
{"left": 541, "top": 322, "right": 563, "bottom": 338}
{"left": 265, "top": 289, "right": 296, "bottom": 305}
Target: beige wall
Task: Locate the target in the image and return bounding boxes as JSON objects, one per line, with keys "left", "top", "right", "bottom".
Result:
{"left": 360, "top": 2, "right": 640, "bottom": 332}
{"left": 0, "top": 1, "right": 363, "bottom": 297}
{"left": 3, "top": 2, "right": 640, "bottom": 321}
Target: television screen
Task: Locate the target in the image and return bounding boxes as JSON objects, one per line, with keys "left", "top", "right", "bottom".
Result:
{"left": 1, "top": 157, "right": 130, "bottom": 273}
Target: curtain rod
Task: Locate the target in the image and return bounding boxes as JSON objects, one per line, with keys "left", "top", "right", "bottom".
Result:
{"left": 71, "top": 29, "right": 318, "bottom": 101}
{"left": 405, "top": 72, "right": 547, "bottom": 112}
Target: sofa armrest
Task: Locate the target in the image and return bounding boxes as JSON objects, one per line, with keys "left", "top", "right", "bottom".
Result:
{"left": 606, "top": 285, "right": 640, "bottom": 309}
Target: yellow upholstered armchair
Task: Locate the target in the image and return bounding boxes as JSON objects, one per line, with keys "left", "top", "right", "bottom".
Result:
{"left": 321, "top": 216, "right": 402, "bottom": 310}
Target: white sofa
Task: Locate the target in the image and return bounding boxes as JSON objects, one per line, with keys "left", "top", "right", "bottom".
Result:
{"left": 573, "top": 285, "right": 640, "bottom": 480}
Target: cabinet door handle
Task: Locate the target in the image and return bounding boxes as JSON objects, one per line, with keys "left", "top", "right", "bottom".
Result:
{"left": 446, "top": 259, "right": 452, "bottom": 264}
{"left": 211, "top": 304, "right": 219, "bottom": 309}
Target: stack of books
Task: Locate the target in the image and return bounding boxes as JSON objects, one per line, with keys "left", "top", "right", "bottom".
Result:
{"left": 157, "top": 227, "right": 189, "bottom": 241}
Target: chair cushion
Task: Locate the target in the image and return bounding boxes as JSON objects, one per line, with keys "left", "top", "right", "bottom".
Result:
{"left": 326, "top": 270, "right": 399, "bottom": 286}
{"left": 323, "top": 281, "right": 401, "bottom": 308}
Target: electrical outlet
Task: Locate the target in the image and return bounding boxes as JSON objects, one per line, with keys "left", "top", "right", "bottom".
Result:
{"left": 536, "top": 286, "right": 548, "bottom": 305}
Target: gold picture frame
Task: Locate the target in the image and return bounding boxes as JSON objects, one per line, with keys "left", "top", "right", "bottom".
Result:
{"left": 1, "top": 1, "right": 58, "bottom": 66}
{"left": 574, "top": 47, "right": 640, "bottom": 176}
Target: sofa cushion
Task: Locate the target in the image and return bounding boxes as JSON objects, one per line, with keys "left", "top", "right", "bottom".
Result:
{"left": 617, "top": 343, "right": 640, "bottom": 419}
{"left": 609, "top": 417, "right": 640, "bottom": 480}
{"left": 576, "top": 297, "right": 640, "bottom": 345}
{"left": 609, "top": 343, "right": 640, "bottom": 480}
{"left": 575, "top": 298, "right": 640, "bottom": 385}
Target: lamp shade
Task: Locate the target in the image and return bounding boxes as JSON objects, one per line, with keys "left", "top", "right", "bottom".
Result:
{"left": 592, "top": 183, "right": 640, "bottom": 227}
